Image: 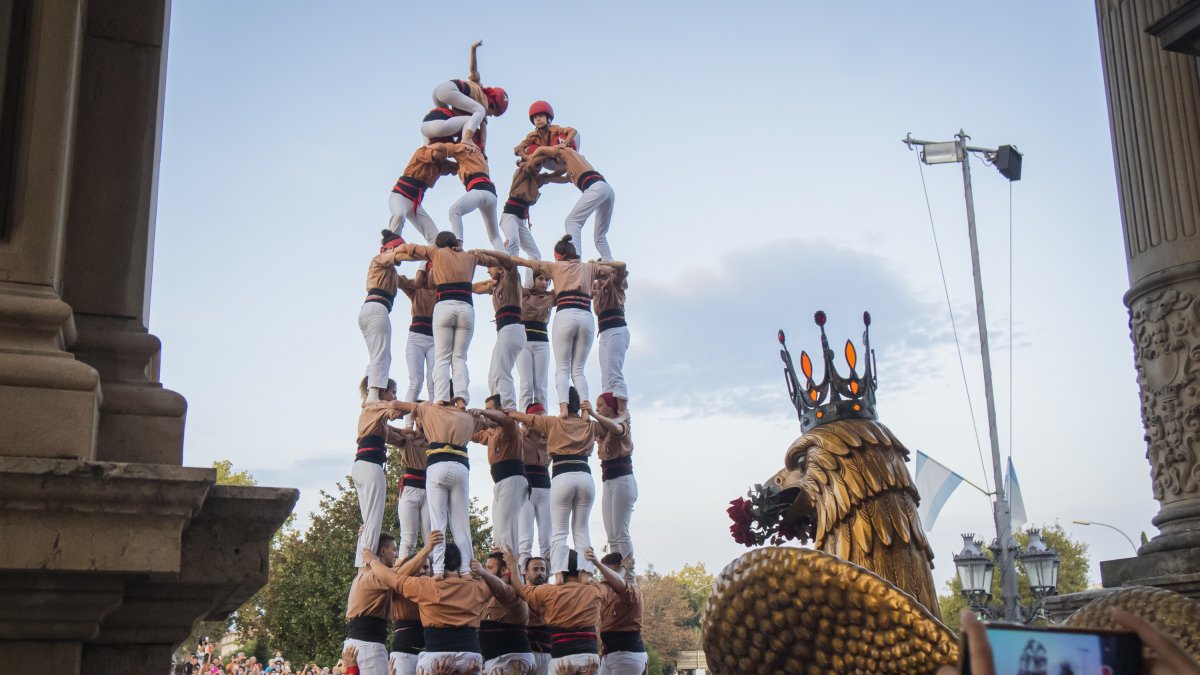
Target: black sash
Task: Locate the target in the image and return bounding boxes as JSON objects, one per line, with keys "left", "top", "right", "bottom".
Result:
{"left": 551, "top": 453, "right": 591, "bottom": 477}
{"left": 479, "top": 621, "right": 532, "bottom": 660}
{"left": 598, "top": 308, "right": 627, "bottom": 332}
{"left": 601, "top": 456, "right": 633, "bottom": 481}
{"left": 347, "top": 616, "right": 388, "bottom": 644}
{"left": 548, "top": 625, "right": 598, "bottom": 658}
{"left": 525, "top": 466, "right": 551, "bottom": 489}
{"left": 490, "top": 459, "right": 526, "bottom": 483}
{"left": 392, "top": 619, "right": 425, "bottom": 654}
{"left": 356, "top": 435, "right": 386, "bottom": 465}
{"left": 436, "top": 282, "right": 473, "bottom": 305}
{"left": 424, "top": 626, "right": 481, "bottom": 653}
{"left": 600, "top": 630, "right": 645, "bottom": 655}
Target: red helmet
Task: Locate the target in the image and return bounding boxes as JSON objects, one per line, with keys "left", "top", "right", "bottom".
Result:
{"left": 528, "top": 100, "right": 554, "bottom": 123}
{"left": 484, "top": 87, "right": 508, "bottom": 116}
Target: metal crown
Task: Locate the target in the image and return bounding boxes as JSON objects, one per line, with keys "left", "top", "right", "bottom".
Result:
{"left": 779, "top": 310, "right": 878, "bottom": 432}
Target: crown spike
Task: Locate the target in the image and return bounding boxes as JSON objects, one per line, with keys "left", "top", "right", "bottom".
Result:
{"left": 780, "top": 310, "right": 879, "bottom": 431}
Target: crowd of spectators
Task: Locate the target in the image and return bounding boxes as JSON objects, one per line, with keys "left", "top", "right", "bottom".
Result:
{"left": 176, "top": 639, "right": 347, "bottom": 675}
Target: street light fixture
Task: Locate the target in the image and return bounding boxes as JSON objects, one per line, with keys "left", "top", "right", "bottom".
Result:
{"left": 953, "top": 533, "right": 995, "bottom": 616}
{"left": 1018, "top": 529, "right": 1060, "bottom": 600}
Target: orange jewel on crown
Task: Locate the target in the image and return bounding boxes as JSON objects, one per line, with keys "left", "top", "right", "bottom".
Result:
{"left": 778, "top": 310, "right": 877, "bottom": 432}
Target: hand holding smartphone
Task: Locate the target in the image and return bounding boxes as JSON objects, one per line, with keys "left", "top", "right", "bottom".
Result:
{"left": 960, "top": 621, "right": 1142, "bottom": 675}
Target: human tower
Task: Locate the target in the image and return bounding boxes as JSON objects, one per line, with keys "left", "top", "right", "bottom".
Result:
{"left": 343, "top": 43, "right": 642, "bottom": 675}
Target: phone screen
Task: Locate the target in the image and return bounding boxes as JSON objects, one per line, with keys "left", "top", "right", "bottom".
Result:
{"left": 973, "top": 624, "right": 1142, "bottom": 675}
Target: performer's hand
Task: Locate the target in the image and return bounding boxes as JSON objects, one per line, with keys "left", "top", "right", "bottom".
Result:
{"left": 471, "top": 40, "right": 483, "bottom": 49}
{"left": 1111, "top": 608, "right": 1200, "bottom": 674}
{"left": 469, "top": 560, "right": 484, "bottom": 575}
{"left": 584, "top": 547, "right": 596, "bottom": 563}
{"left": 361, "top": 547, "right": 376, "bottom": 564}
{"left": 502, "top": 547, "right": 519, "bottom": 567}
{"left": 341, "top": 644, "right": 358, "bottom": 668}
{"left": 427, "top": 530, "right": 445, "bottom": 548}
{"left": 580, "top": 401, "right": 592, "bottom": 417}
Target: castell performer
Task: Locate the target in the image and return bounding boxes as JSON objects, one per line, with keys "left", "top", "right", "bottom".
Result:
{"left": 517, "top": 404, "right": 551, "bottom": 571}
{"left": 593, "top": 261, "right": 629, "bottom": 412}
{"left": 472, "top": 400, "right": 527, "bottom": 558}
{"left": 354, "top": 378, "right": 408, "bottom": 568}
{"left": 388, "top": 548, "right": 431, "bottom": 675}
{"left": 515, "top": 238, "right": 617, "bottom": 413}
{"left": 506, "top": 390, "right": 625, "bottom": 576}
{"left": 499, "top": 153, "right": 567, "bottom": 261}
{"left": 393, "top": 236, "right": 511, "bottom": 406}
{"left": 363, "top": 532, "right": 500, "bottom": 675}
{"left": 360, "top": 230, "right": 406, "bottom": 405}
{"left": 478, "top": 552, "right": 536, "bottom": 674}
{"left": 516, "top": 273, "right": 554, "bottom": 413}
{"left": 527, "top": 145, "right": 614, "bottom": 261}
{"left": 425, "top": 41, "right": 508, "bottom": 148}
{"left": 394, "top": 426, "right": 431, "bottom": 558}
{"left": 521, "top": 557, "right": 553, "bottom": 675}
{"left": 586, "top": 549, "right": 646, "bottom": 675}
{"left": 503, "top": 548, "right": 604, "bottom": 675}
{"left": 378, "top": 400, "right": 481, "bottom": 578}
{"left": 513, "top": 100, "right": 579, "bottom": 160}
{"left": 388, "top": 141, "right": 464, "bottom": 243}
{"left": 473, "top": 261, "right": 525, "bottom": 410}
{"left": 344, "top": 532, "right": 401, "bottom": 675}
{"left": 594, "top": 393, "right": 634, "bottom": 560}
{"left": 447, "top": 139, "right": 504, "bottom": 252}
{"left": 397, "top": 264, "right": 436, "bottom": 421}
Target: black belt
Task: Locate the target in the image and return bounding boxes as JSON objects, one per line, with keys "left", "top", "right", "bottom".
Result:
{"left": 392, "top": 619, "right": 425, "bottom": 654}
{"left": 365, "top": 287, "right": 396, "bottom": 313}
{"left": 356, "top": 435, "right": 386, "bottom": 465}
{"left": 424, "top": 107, "right": 453, "bottom": 122}
{"left": 347, "top": 616, "right": 388, "bottom": 644}
{"left": 503, "top": 197, "right": 531, "bottom": 219}
{"left": 400, "top": 468, "right": 427, "bottom": 492}
{"left": 555, "top": 291, "right": 592, "bottom": 313}
{"left": 575, "top": 170, "right": 605, "bottom": 192}
{"left": 601, "top": 456, "right": 633, "bottom": 481}
{"left": 548, "top": 626, "right": 598, "bottom": 658}
{"left": 496, "top": 305, "right": 523, "bottom": 330}
{"left": 465, "top": 172, "right": 497, "bottom": 194}
{"left": 392, "top": 176, "right": 428, "bottom": 203}
{"left": 424, "top": 626, "right": 481, "bottom": 654}
{"left": 490, "top": 459, "right": 526, "bottom": 483}
{"left": 551, "top": 453, "right": 591, "bottom": 477}
{"left": 528, "top": 626, "right": 552, "bottom": 653}
{"left": 598, "top": 308, "right": 627, "bottom": 332}
{"left": 409, "top": 314, "right": 433, "bottom": 336}
{"left": 479, "top": 621, "right": 532, "bottom": 660}
{"left": 525, "top": 466, "right": 551, "bottom": 489}
{"left": 600, "top": 630, "right": 645, "bottom": 655}
{"left": 428, "top": 442, "right": 469, "bottom": 468}
{"left": 436, "top": 282, "right": 473, "bottom": 305}
{"left": 524, "top": 320, "right": 549, "bottom": 342}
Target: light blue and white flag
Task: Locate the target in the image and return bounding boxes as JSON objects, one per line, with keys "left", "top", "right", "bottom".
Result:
{"left": 915, "top": 450, "right": 965, "bottom": 531}
{"left": 1006, "top": 457, "right": 1027, "bottom": 531}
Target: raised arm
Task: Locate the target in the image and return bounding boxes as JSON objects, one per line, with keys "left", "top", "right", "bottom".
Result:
{"left": 380, "top": 400, "right": 419, "bottom": 415}
{"left": 394, "top": 243, "right": 433, "bottom": 263}
{"left": 501, "top": 548, "right": 528, "bottom": 599}
{"left": 470, "top": 249, "right": 514, "bottom": 270}
{"left": 469, "top": 559, "right": 516, "bottom": 603}
{"left": 597, "top": 260, "right": 627, "bottom": 272}
{"left": 581, "top": 400, "right": 626, "bottom": 436}
{"left": 468, "top": 40, "right": 482, "bottom": 83}
{"left": 475, "top": 408, "right": 516, "bottom": 430}
{"left": 506, "top": 410, "right": 534, "bottom": 425}
{"left": 472, "top": 280, "right": 496, "bottom": 295}
{"left": 364, "top": 531, "right": 442, "bottom": 590}
{"left": 584, "top": 547, "right": 627, "bottom": 592}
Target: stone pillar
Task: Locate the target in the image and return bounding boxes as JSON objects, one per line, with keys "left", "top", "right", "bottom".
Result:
{"left": 62, "top": 0, "right": 186, "bottom": 465}
{"left": 1096, "top": 0, "right": 1200, "bottom": 596}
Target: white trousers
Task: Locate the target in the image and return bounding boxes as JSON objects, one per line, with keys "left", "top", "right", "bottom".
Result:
{"left": 404, "top": 331, "right": 436, "bottom": 405}
{"left": 516, "top": 340, "right": 551, "bottom": 412}
{"left": 601, "top": 474, "right": 637, "bottom": 559}
{"left": 484, "top": 652, "right": 536, "bottom": 674}
{"left": 417, "top": 651, "right": 483, "bottom": 675}
{"left": 518, "top": 486, "right": 552, "bottom": 567}
{"left": 490, "top": 324, "right": 526, "bottom": 410}
{"left": 449, "top": 190, "right": 503, "bottom": 251}
{"left": 352, "top": 459, "right": 386, "bottom": 567}
{"left": 532, "top": 653, "right": 551, "bottom": 675}
{"left": 548, "top": 654, "right": 599, "bottom": 675}
{"left": 597, "top": 326, "right": 629, "bottom": 400}
{"left": 432, "top": 300, "right": 474, "bottom": 404}
{"left": 552, "top": 309, "right": 595, "bottom": 404}
{"left": 564, "top": 181, "right": 615, "bottom": 261}
{"left": 391, "top": 651, "right": 419, "bottom": 675}
{"left": 427, "top": 461, "right": 473, "bottom": 574}
{"left": 599, "top": 651, "right": 647, "bottom": 675}
{"left": 388, "top": 192, "right": 439, "bottom": 243}
{"left": 431, "top": 80, "right": 486, "bottom": 136}
{"left": 359, "top": 302, "right": 392, "bottom": 390}
{"left": 549, "top": 471, "right": 595, "bottom": 575}
{"left": 492, "top": 474, "right": 529, "bottom": 557}
{"left": 398, "top": 485, "right": 430, "bottom": 558}
{"left": 499, "top": 212, "right": 542, "bottom": 259}
{"left": 343, "top": 639, "right": 389, "bottom": 675}
{"left": 421, "top": 116, "right": 470, "bottom": 142}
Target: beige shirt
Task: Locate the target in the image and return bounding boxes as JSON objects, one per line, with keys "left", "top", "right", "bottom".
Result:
{"left": 543, "top": 146, "right": 596, "bottom": 185}
{"left": 401, "top": 145, "right": 454, "bottom": 187}
{"left": 525, "top": 414, "right": 603, "bottom": 458}
{"left": 390, "top": 590, "right": 421, "bottom": 623}
{"left": 513, "top": 125, "right": 577, "bottom": 157}
{"left": 358, "top": 404, "right": 407, "bottom": 445}
{"left": 480, "top": 590, "right": 529, "bottom": 626}
{"left": 414, "top": 402, "right": 479, "bottom": 447}
{"left": 453, "top": 144, "right": 491, "bottom": 183}
{"left": 521, "top": 289, "right": 554, "bottom": 323}
{"left": 395, "top": 245, "right": 507, "bottom": 286}
{"left": 599, "top": 583, "right": 643, "bottom": 633}
{"left": 400, "top": 576, "right": 493, "bottom": 628}
{"left": 346, "top": 566, "right": 391, "bottom": 620}
{"left": 472, "top": 417, "right": 524, "bottom": 465}
{"left": 398, "top": 274, "right": 437, "bottom": 316}
{"left": 525, "top": 259, "right": 613, "bottom": 297}
{"left": 365, "top": 251, "right": 402, "bottom": 296}
{"left": 523, "top": 582, "right": 605, "bottom": 629}
{"left": 521, "top": 426, "right": 550, "bottom": 467}
{"left": 592, "top": 267, "right": 627, "bottom": 314}
{"left": 395, "top": 429, "right": 429, "bottom": 471}
{"left": 596, "top": 418, "right": 632, "bottom": 461}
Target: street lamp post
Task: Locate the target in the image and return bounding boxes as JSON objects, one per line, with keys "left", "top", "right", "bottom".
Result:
{"left": 904, "top": 130, "right": 1023, "bottom": 620}
{"left": 1073, "top": 519, "right": 1138, "bottom": 555}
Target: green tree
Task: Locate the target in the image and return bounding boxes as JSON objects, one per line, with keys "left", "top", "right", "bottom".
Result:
{"left": 937, "top": 523, "right": 1090, "bottom": 631}
{"left": 213, "top": 459, "right": 258, "bottom": 486}
{"left": 640, "top": 566, "right": 698, "bottom": 673}
{"left": 670, "top": 563, "right": 715, "bottom": 628}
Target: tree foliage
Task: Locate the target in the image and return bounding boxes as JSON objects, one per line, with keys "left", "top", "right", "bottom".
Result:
{"left": 639, "top": 566, "right": 701, "bottom": 673}
{"left": 671, "top": 562, "right": 715, "bottom": 628}
{"left": 937, "top": 523, "right": 1091, "bottom": 631}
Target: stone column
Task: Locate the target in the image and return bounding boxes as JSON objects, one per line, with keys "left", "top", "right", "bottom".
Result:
{"left": 62, "top": 0, "right": 186, "bottom": 465}
{"left": 1096, "top": 0, "right": 1200, "bottom": 596}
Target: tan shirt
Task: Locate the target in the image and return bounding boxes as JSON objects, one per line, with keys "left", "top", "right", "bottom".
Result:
{"left": 365, "top": 251, "right": 402, "bottom": 296}
{"left": 598, "top": 583, "right": 643, "bottom": 633}
{"left": 395, "top": 430, "right": 429, "bottom": 471}
{"left": 480, "top": 590, "right": 529, "bottom": 626}
{"left": 525, "top": 414, "right": 602, "bottom": 458}
{"left": 414, "top": 402, "right": 479, "bottom": 447}
{"left": 358, "top": 404, "right": 407, "bottom": 444}
{"left": 398, "top": 274, "right": 437, "bottom": 316}
{"left": 480, "top": 266, "right": 523, "bottom": 311}
{"left": 400, "top": 576, "right": 493, "bottom": 628}
{"left": 513, "top": 125, "right": 577, "bottom": 157}
{"left": 346, "top": 566, "right": 391, "bottom": 620}
{"left": 455, "top": 79, "right": 490, "bottom": 111}
{"left": 472, "top": 417, "right": 524, "bottom": 465}
{"left": 390, "top": 590, "right": 421, "bottom": 623}
{"left": 543, "top": 146, "right": 595, "bottom": 184}
{"left": 523, "top": 582, "right": 605, "bottom": 629}
{"left": 521, "top": 426, "right": 549, "bottom": 467}
{"left": 592, "top": 267, "right": 627, "bottom": 314}
{"left": 507, "top": 155, "right": 561, "bottom": 203}
{"left": 395, "top": 245, "right": 506, "bottom": 286}
{"left": 521, "top": 289, "right": 554, "bottom": 323}
{"left": 525, "top": 259, "right": 613, "bottom": 297}
{"left": 402, "top": 145, "right": 454, "bottom": 187}
{"left": 453, "top": 144, "right": 491, "bottom": 182}
{"left": 596, "top": 418, "right": 632, "bottom": 461}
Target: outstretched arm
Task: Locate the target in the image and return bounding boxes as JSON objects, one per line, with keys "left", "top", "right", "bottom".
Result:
{"left": 468, "top": 40, "right": 482, "bottom": 83}
{"left": 470, "top": 559, "right": 516, "bottom": 602}
{"left": 582, "top": 401, "right": 626, "bottom": 436}
{"left": 380, "top": 400, "right": 419, "bottom": 415}
{"left": 501, "top": 548, "right": 528, "bottom": 599}
{"left": 470, "top": 249, "right": 514, "bottom": 270}
{"left": 506, "top": 410, "right": 534, "bottom": 425}
{"left": 529, "top": 145, "right": 560, "bottom": 161}
{"left": 539, "top": 171, "right": 570, "bottom": 186}
{"left": 585, "top": 547, "right": 627, "bottom": 592}
{"left": 364, "top": 531, "right": 442, "bottom": 590}
{"left": 475, "top": 408, "right": 516, "bottom": 430}
{"left": 472, "top": 280, "right": 496, "bottom": 295}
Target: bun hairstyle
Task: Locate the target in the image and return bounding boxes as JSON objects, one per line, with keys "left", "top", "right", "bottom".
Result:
{"left": 381, "top": 229, "right": 403, "bottom": 246}
{"left": 554, "top": 235, "right": 579, "bottom": 260}
{"left": 567, "top": 386, "right": 581, "bottom": 415}
{"left": 435, "top": 231, "right": 459, "bottom": 248}
{"left": 601, "top": 552, "right": 623, "bottom": 567}
{"left": 565, "top": 549, "right": 580, "bottom": 577}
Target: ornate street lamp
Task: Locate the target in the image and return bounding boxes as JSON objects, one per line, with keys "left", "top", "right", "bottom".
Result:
{"left": 1018, "top": 528, "right": 1061, "bottom": 600}
{"left": 953, "top": 533, "right": 995, "bottom": 615}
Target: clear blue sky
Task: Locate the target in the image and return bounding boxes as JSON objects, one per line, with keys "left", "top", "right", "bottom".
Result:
{"left": 152, "top": 1, "right": 1152, "bottom": 591}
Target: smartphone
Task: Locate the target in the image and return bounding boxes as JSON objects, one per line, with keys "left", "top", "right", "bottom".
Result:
{"left": 961, "top": 623, "right": 1142, "bottom": 675}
